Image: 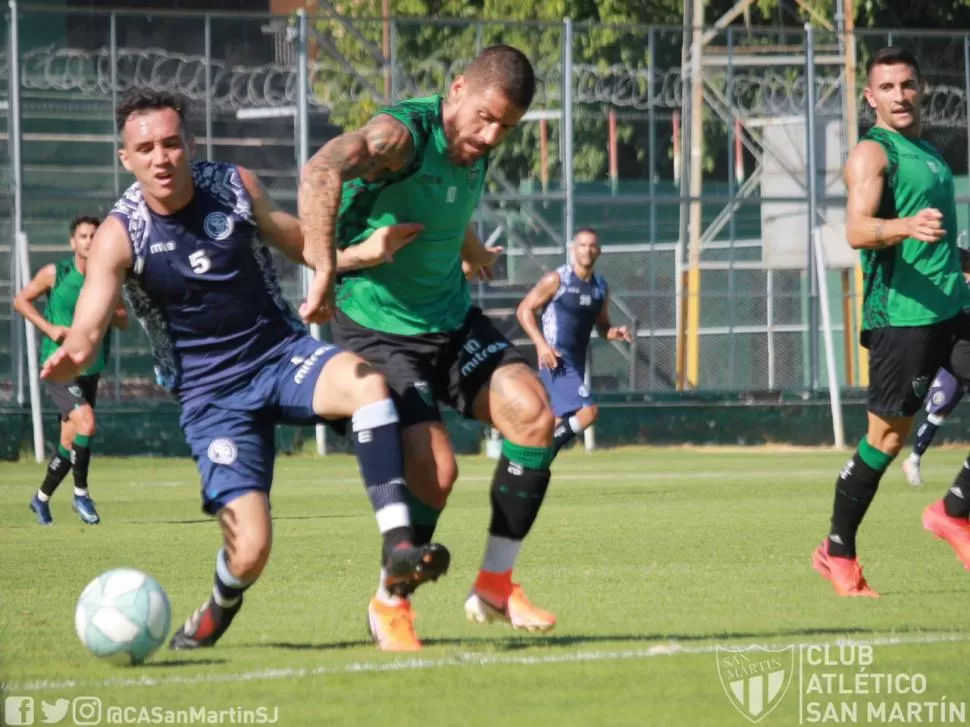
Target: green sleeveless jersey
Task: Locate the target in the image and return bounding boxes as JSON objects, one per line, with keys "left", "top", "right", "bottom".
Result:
{"left": 859, "top": 127, "right": 969, "bottom": 330}
{"left": 39, "top": 258, "right": 110, "bottom": 375}
{"left": 335, "top": 95, "right": 487, "bottom": 335}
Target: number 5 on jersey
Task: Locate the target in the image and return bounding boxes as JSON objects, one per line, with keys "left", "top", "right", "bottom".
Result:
{"left": 189, "top": 250, "right": 211, "bottom": 274}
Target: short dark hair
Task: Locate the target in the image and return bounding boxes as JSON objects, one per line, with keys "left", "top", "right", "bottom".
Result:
{"left": 575, "top": 227, "right": 598, "bottom": 239}
{"left": 866, "top": 46, "right": 921, "bottom": 81}
{"left": 463, "top": 45, "right": 536, "bottom": 110}
{"left": 70, "top": 215, "right": 100, "bottom": 236}
{"left": 115, "top": 88, "right": 188, "bottom": 134}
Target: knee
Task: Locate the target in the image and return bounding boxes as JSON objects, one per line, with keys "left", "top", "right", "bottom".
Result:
{"left": 226, "top": 534, "right": 272, "bottom": 582}
{"left": 512, "top": 394, "right": 556, "bottom": 447}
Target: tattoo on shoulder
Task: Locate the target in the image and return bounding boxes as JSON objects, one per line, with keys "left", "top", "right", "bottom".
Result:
{"left": 311, "top": 116, "right": 412, "bottom": 182}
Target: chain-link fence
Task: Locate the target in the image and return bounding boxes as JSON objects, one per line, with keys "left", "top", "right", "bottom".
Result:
{"left": 3, "top": 3, "right": 970, "bottom": 403}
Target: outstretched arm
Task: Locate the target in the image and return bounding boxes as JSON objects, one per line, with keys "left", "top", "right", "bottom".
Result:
{"left": 41, "top": 216, "right": 132, "bottom": 382}
{"left": 297, "top": 115, "right": 415, "bottom": 323}
{"left": 298, "top": 116, "right": 414, "bottom": 271}
{"left": 516, "top": 271, "right": 562, "bottom": 370}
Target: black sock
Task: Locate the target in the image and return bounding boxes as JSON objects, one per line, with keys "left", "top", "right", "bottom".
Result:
{"left": 213, "top": 548, "right": 254, "bottom": 608}
{"left": 943, "top": 458, "right": 970, "bottom": 518}
{"left": 351, "top": 400, "right": 414, "bottom": 560}
{"left": 39, "top": 444, "right": 73, "bottom": 498}
{"left": 408, "top": 492, "right": 443, "bottom": 548}
{"left": 828, "top": 439, "right": 894, "bottom": 557}
{"left": 553, "top": 413, "right": 582, "bottom": 455}
{"left": 489, "top": 441, "right": 554, "bottom": 541}
{"left": 72, "top": 434, "right": 92, "bottom": 492}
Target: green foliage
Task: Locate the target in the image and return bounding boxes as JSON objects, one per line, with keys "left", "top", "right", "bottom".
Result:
{"left": 309, "top": 0, "right": 970, "bottom": 186}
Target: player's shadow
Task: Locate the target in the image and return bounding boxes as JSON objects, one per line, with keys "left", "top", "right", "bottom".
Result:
{"left": 142, "top": 658, "right": 229, "bottom": 668}
{"left": 252, "top": 626, "right": 875, "bottom": 653}
{"left": 151, "top": 514, "right": 358, "bottom": 526}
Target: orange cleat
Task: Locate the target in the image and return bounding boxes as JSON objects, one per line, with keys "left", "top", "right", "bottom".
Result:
{"left": 923, "top": 500, "right": 970, "bottom": 569}
{"left": 464, "top": 570, "right": 557, "bottom": 632}
{"left": 812, "top": 539, "right": 880, "bottom": 598}
{"left": 367, "top": 597, "right": 422, "bottom": 652}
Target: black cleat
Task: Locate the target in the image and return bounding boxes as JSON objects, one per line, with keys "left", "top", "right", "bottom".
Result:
{"left": 384, "top": 542, "right": 451, "bottom": 598}
{"left": 169, "top": 596, "right": 243, "bottom": 650}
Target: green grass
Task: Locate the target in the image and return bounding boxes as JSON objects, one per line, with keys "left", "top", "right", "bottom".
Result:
{"left": 2, "top": 446, "right": 970, "bottom": 726}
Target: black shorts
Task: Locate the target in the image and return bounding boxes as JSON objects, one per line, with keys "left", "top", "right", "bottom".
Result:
{"left": 45, "top": 374, "right": 100, "bottom": 421}
{"left": 331, "top": 306, "right": 528, "bottom": 428}
{"left": 863, "top": 313, "right": 970, "bottom": 418}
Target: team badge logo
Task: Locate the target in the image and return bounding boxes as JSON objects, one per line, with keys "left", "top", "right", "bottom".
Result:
{"left": 413, "top": 381, "right": 434, "bottom": 408}
{"left": 203, "top": 212, "right": 234, "bottom": 241}
{"left": 716, "top": 645, "right": 795, "bottom": 723}
{"left": 68, "top": 385, "right": 83, "bottom": 398}
{"left": 207, "top": 438, "right": 238, "bottom": 465}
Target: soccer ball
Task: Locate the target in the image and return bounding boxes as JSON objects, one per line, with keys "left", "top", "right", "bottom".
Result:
{"left": 75, "top": 569, "right": 171, "bottom": 666}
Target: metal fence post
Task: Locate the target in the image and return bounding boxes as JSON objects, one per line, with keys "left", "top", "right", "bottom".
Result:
{"left": 562, "top": 16, "right": 574, "bottom": 258}
{"left": 9, "top": 0, "right": 24, "bottom": 406}
{"left": 805, "top": 23, "right": 820, "bottom": 390}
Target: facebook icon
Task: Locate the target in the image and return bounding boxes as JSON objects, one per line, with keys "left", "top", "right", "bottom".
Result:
{"left": 4, "top": 696, "right": 34, "bottom": 725}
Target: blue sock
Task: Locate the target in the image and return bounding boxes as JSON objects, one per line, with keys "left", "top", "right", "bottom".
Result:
{"left": 913, "top": 414, "right": 944, "bottom": 457}
{"left": 352, "top": 399, "right": 413, "bottom": 559}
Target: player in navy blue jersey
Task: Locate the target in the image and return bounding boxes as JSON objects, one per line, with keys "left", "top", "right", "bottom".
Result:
{"left": 41, "top": 88, "right": 448, "bottom": 652}
{"left": 517, "top": 228, "right": 632, "bottom": 454}
{"left": 902, "top": 367, "right": 965, "bottom": 486}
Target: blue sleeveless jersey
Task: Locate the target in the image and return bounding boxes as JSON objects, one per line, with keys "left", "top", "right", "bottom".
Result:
{"left": 110, "top": 161, "right": 305, "bottom": 402}
{"left": 540, "top": 265, "right": 608, "bottom": 367}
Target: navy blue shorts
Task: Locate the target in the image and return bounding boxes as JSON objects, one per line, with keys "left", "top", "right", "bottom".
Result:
{"left": 180, "top": 336, "right": 342, "bottom": 515}
{"left": 539, "top": 361, "right": 594, "bottom": 418}
{"left": 925, "top": 367, "right": 965, "bottom": 417}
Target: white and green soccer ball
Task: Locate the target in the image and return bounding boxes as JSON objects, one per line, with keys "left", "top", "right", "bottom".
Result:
{"left": 75, "top": 569, "right": 171, "bottom": 666}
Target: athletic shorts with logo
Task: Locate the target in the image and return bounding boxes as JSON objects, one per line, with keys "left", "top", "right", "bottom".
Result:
{"left": 45, "top": 374, "right": 100, "bottom": 421}
{"left": 330, "top": 306, "right": 527, "bottom": 428}
{"left": 179, "top": 335, "right": 342, "bottom": 514}
{"left": 539, "top": 360, "right": 594, "bottom": 418}
{"left": 863, "top": 312, "right": 970, "bottom": 418}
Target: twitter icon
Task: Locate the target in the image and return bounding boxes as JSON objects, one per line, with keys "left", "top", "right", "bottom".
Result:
{"left": 40, "top": 699, "right": 69, "bottom": 724}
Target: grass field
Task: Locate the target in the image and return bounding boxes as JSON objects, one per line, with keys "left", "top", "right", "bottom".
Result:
{"left": 3, "top": 446, "right": 970, "bottom": 726}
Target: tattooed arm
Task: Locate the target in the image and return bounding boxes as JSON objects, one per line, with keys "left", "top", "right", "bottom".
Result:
{"left": 844, "top": 140, "right": 945, "bottom": 249}
{"left": 296, "top": 115, "right": 414, "bottom": 322}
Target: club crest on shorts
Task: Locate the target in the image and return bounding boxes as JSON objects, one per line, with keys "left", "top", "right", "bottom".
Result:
{"left": 413, "top": 380, "right": 433, "bottom": 407}
{"left": 207, "top": 438, "right": 237, "bottom": 465}
{"left": 68, "top": 385, "right": 83, "bottom": 397}
{"left": 912, "top": 376, "right": 930, "bottom": 399}
{"left": 203, "top": 212, "right": 234, "bottom": 241}
{"left": 716, "top": 645, "right": 794, "bottom": 723}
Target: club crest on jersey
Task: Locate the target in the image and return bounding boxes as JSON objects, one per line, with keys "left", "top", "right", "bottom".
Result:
{"left": 207, "top": 438, "right": 237, "bottom": 465}
{"left": 203, "top": 212, "right": 234, "bottom": 241}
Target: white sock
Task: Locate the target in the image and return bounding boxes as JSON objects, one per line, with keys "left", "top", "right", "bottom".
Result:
{"left": 36, "top": 491, "right": 49, "bottom": 502}
{"left": 568, "top": 415, "right": 583, "bottom": 434}
{"left": 74, "top": 487, "right": 87, "bottom": 497}
{"left": 375, "top": 568, "right": 404, "bottom": 606}
{"left": 481, "top": 535, "right": 523, "bottom": 574}
{"left": 909, "top": 452, "right": 921, "bottom": 463}
{"left": 375, "top": 502, "right": 410, "bottom": 534}
{"left": 928, "top": 413, "right": 946, "bottom": 426}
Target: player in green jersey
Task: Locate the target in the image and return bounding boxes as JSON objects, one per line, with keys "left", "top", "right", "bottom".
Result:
{"left": 812, "top": 47, "right": 970, "bottom": 596}
{"left": 299, "top": 45, "right": 558, "bottom": 651}
{"left": 13, "top": 216, "right": 129, "bottom": 525}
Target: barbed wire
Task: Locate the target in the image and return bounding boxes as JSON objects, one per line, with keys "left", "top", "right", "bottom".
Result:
{"left": 0, "top": 45, "right": 966, "bottom": 127}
